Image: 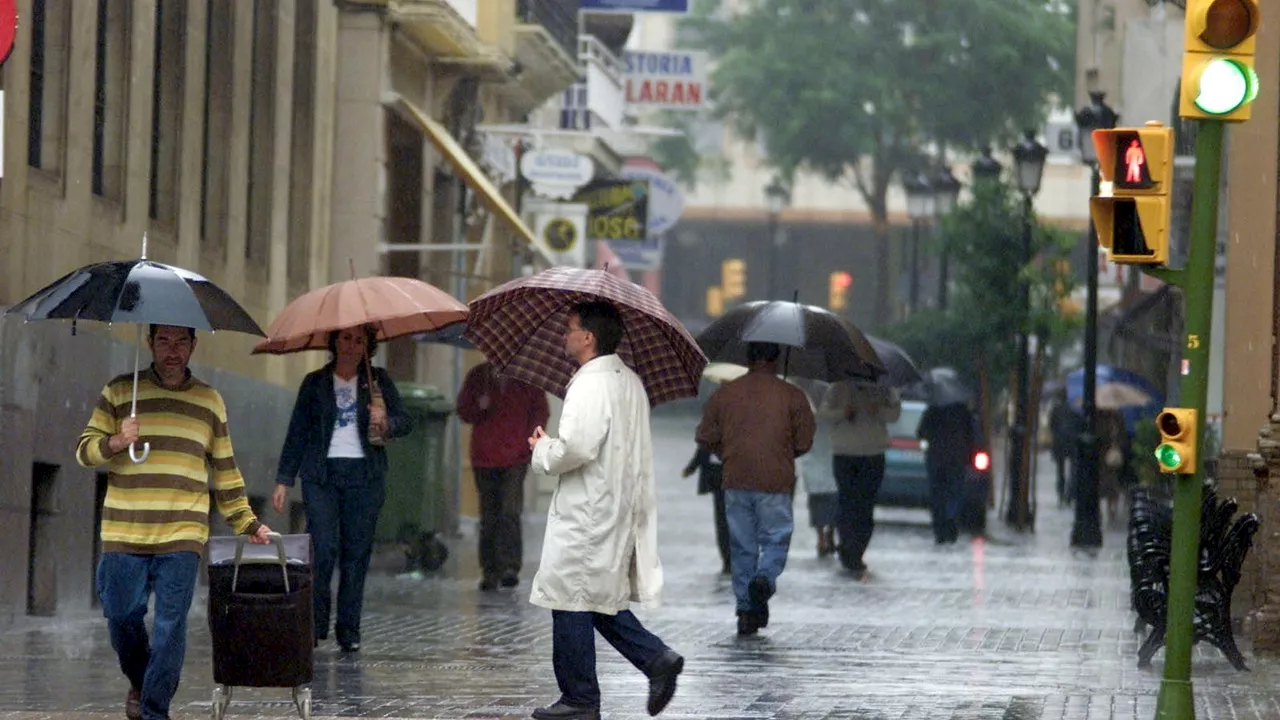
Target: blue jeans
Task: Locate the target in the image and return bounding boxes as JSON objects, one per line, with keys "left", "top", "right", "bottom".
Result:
{"left": 724, "top": 489, "right": 794, "bottom": 613}
{"left": 97, "top": 551, "right": 201, "bottom": 720}
{"left": 304, "top": 459, "right": 386, "bottom": 646}
{"left": 551, "top": 609, "right": 669, "bottom": 708}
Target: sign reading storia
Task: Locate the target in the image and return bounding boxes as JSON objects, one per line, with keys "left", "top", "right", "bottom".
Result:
{"left": 573, "top": 180, "right": 651, "bottom": 241}
{"left": 624, "top": 50, "right": 708, "bottom": 110}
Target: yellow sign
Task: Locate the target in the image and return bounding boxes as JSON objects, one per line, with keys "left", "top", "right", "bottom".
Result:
{"left": 573, "top": 180, "right": 651, "bottom": 241}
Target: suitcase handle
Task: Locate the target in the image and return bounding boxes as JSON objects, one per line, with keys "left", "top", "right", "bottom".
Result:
{"left": 230, "top": 532, "right": 290, "bottom": 593}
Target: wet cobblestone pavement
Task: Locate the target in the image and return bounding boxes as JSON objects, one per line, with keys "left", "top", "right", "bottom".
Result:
{"left": 4, "top": 414, "right": 1280, "bottom": 719}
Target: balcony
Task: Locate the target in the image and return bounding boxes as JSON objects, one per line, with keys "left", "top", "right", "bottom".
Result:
{"left": 508, "top": 0, "right": 581, "bottom": 111}
{"left": 389, "top": 0, "right": 509, "bottom": 78}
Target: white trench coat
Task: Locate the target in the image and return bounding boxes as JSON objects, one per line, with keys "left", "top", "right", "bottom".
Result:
{"left": 530, "top": 353, "right": 663, "bottom": 613}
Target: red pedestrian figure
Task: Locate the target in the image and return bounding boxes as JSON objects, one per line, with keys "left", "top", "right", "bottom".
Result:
{"left": 1125, "top": 139, "right": 1146, "bottom": 184}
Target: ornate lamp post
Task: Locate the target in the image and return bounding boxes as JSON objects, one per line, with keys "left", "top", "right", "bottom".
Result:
{"left": 902, "top": 172, "right": 935, "bottom": 314}
{"left": 1071, "top": 91, "right": 1120, "bottom": 549}
{"left": 932, "top": 166, "right": 963, "bottom": 309}
{"left": 1008, "top": 130, "right": 1048, "bottom": 530}
{"left": 764, "top": 175, "right": 792, "bottom": 300}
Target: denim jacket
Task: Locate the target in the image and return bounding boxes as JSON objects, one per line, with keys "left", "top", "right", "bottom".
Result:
{"left": 274, "top": 363, "right": 412, "bottom": 487}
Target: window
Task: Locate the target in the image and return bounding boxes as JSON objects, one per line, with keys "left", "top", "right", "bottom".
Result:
{"left": 149, "top": 0, "right": 185, "bottom": 224}
{"left": 92, "top": 0, "right": 131, "bottom": 200}
{"left": 245, "top": 0, "right": 277, "bottom": 267}
{"left": 201, "top": 1, "right": 235, "bottom": 253}
{"left": 27, "top": 0, "right": 69, "bottom": 173}
{"left": 288, "top": 0, "right": 317, "bottom": 289}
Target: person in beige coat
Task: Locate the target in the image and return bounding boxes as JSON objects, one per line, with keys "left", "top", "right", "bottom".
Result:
{"left": 526, "top": 301, "right": 683, "bottom": 720}
{"left": 820, "top": 379, "right": 901, "bottom": 578}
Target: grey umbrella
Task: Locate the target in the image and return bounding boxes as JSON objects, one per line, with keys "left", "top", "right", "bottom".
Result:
{"left": 865, "top": 334, "right": 923, "bottom": 388}
{"left": 923, "top": 366, "right": 974, "bottom": 407}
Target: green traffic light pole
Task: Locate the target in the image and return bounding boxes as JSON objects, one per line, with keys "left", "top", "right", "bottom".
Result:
{"left": 1141, "top": 118, "right": 1225, "bottom": 719}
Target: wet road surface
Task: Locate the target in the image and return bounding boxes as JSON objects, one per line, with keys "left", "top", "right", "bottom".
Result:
{"left": 2, "top": 413, "right": 1279, "bottom": 719}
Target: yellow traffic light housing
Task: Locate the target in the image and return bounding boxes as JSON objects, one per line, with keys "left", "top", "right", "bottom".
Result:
{"left": 1180, "top": 0, "right": 1261, "bottom": 121}
{"left": 721, "top": 259, "right": 746, "bottom": 300}
{"left": 1089, "top": 123, "right": 1173, "bottom": 265}
{"left": 1154, "top": 408, "right": 1198, "bottom": 474}
{"left": 828, "top": 271, "right": 852, "bottom": 310}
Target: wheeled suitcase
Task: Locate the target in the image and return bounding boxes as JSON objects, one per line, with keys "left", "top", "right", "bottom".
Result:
{"left": 206, "top": 533, "right": 313, "bottom": 720}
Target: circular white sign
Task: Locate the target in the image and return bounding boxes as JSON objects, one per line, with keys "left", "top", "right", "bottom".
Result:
{"left": 520, "top": 150, "right": 594, "bottom": 188}
{"left": 620, "top": 165, "right": 684, "bottom": 235}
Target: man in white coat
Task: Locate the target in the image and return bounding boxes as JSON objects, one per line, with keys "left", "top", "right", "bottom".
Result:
{"left": 526, "top": 301, "right": 684, "bottom": 720}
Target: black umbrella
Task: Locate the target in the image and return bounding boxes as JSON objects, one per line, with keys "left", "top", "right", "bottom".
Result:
{"left": 4, "top": 239, "right": 265, "bottom": 463}
{"left": 922, "top": 366, "right": 973, "bottom": 407}
{"left": 414, "top": 320, "right": 475, "bottom": 349}
{"left": 865, "top": 334, "right": 923, "bottom": 388}
{"left": 696, "top": 300, "right": 884, "bottom": 382}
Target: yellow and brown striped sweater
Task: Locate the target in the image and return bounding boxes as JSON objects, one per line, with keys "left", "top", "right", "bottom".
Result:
{"left": 76, "top": 367, "right": 262, "bottom": 555}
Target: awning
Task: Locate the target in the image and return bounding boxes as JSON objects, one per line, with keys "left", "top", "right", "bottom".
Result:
{"left": 391, "top": 96, "right": 542, "bottom": 254}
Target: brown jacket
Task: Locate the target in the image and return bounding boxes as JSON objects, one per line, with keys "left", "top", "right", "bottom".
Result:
{"left": 695, "top": 370, "right": 817, "bottom": 494}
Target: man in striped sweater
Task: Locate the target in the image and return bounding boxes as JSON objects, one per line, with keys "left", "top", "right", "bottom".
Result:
{"left": 77, "top": 324, "right": 272, "bottom": 720}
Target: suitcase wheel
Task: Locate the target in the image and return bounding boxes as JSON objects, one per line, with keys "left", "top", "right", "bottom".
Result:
{"left": 210, "top": 685, "right": 231, "bottom": 720}
{"left": 293, "top": 686, "right": 312, "bottom": 720}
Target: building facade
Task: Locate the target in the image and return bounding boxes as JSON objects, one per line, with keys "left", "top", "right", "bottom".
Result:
{"left": 0, "top": 0, "right": 578, "bottom": 624}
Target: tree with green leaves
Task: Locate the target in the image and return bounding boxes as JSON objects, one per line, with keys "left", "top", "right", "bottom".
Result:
{"left": 680, "top": 0, "right": 1074, "bottom": 325}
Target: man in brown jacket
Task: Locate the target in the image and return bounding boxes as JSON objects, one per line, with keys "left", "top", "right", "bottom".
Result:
{"left": 696, "top": 342, "right": 816, "bottom": 635}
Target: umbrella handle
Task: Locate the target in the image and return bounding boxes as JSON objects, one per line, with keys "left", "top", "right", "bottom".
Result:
{"left": 129, "top": 440, "right": 151, "bottom": 464}
{"left": 128, "top": 324, "right": 151, "bottom": 464}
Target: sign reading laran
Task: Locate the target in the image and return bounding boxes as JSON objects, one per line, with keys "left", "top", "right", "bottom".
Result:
{"left": 624, "top": 51, "right": 708, "bottom": 110}
{"left": 573, "top": 180, "right": 651, "bottom": 241}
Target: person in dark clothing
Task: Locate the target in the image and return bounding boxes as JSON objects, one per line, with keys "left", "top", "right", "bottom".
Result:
{"left": 1048, "top": 392, "right": 1081, "bottom": 507}
{"left": 456, "top": 361, "right": 550, "bottom": 591}
{"left": 916, "top": 403, "right": 978, "bottom": 544}
{"left": 681, "top": 445, "right": 729, "bottom": 574}
{"left": 271, "top": 324, "right": 412, "bottom": 652}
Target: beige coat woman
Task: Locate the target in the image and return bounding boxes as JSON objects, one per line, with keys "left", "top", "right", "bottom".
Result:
{"left": 529, "top": 354, "right": 663, "bottom": 613}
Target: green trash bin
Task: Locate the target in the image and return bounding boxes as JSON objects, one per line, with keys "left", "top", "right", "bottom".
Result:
{"left": 377, "top": 383, "right": 455, "bottom": 544}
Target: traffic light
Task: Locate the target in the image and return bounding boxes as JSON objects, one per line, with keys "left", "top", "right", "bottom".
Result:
{"left": 829, "top": 271, "right": 852, "bottom": 310}
{"left": 706, "top": 286, "right": 725, "bottom": 318}
{"left": 1180, "top": 0, "right": 1260, "bottom": 121}
{"left": 1089, "top": 122, "right": 1173, "bottom": 265}
{"left": 721, "top": 259, "right": 746, "bottom": 299}
{"left": 1154, "top": 408, "right": 1198, "bottom": 474}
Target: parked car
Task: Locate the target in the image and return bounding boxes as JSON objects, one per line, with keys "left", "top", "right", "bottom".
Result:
{"left": 879, "top": 400, "right": 990, "bottom": 535}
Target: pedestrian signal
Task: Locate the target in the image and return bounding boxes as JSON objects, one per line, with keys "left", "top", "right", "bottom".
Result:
{"left": 829, "top": 271, "right": 852, "bottom": 310}
{"left": 1154, "top": 408, "right": 1198, "bottom": 474}
{"left": 721, "top": 259, "right": 746, "bottom": 300}
{"left": 1180, "top": 0, "right": 1261, "bottom": 121}
{"left": 1089, "top": 123, "right": 1173, "bottom": 265}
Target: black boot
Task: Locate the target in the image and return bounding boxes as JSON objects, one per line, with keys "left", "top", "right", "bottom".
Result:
{"left": 645, "top": 649, "right": 684, "bottom": 716}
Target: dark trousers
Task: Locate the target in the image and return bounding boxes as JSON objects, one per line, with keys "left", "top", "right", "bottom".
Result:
{"left": 712, "top": 488, "right": 730, "bottom": 571}
{"left": 833, "top": 453, "right": 885, "bottom": 570}
{"left": 474, "top": 464, "right": 527, "bottom": 580}
{"left": 928, "top": 462, "right": 965, "bottom": 543}
{"left": 304, "top": 458, "right": 386, "bottom": 646}
{"left": 97, "top": 551, "right": 200, "bottom": 720}
{"left": 552, "top": 609, "right": 668, "bottom": 708}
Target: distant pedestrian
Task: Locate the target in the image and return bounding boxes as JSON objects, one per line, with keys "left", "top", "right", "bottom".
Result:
{"left": 457, "top": 360, "right": 549, "bottom": 591}
{"left": 78, "top": 324, "right": 273, "bottom": 720}
{"left": 681, "top": 443, "right": 730, "bottom": 574}
{"left": 272, "top": 324, "right": 412, "bottom": 653}
{"left": 799, "top": 391, "right": 838, "bottom": 557}
{"left": 696, "top": 342, "right": 816, "bottom": 636}
{"left": 916, "top": 402, "right": 979, "bottom": 544}
{"left": 527, "top": 301, "right": 683, "bottom": 720}
{"left": 821, "top": 379, "right": 901, "bottom": 578}
{"left": 1098, "top": 409, "right": 1130, "bottom": 523}
{"left": 1049, "top": 391, "right": 1080, "bottom": 506}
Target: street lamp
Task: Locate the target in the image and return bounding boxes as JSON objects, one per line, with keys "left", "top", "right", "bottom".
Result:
{"left": 1071, "top": 91, "right": 1119, "bottom": 550}
{"left": 764, "top": 175, "right": 791, "bottom": 301}
{"left": 903, "top": 171, "right": 935, "bottom": 314}
{"left": 932, "top": 166, "right": 962, "bottom": 309}
{"left": 971, "top": 147, "right": 1004, "bottom": 182}
{"left": 1008, "top": 129, "right": 1048, "bottom": 531}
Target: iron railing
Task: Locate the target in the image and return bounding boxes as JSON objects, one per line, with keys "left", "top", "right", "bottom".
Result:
{"left": 517, "top": 0, "right": 578, "bottom": 62}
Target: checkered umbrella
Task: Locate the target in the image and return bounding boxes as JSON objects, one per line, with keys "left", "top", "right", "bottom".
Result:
{"left": 465, "top": 267, "right": 707, "bottom": 406}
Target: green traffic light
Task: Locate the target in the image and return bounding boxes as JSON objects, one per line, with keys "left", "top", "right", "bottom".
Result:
{"left": 1155, "top": 443, "right": 1183, "bottom": 470}
{"left": 1194, "top": 58, "right": 1255, "bottom": 115}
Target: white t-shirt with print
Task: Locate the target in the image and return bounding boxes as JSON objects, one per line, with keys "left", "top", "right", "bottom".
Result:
{"left": 328, "top": 374, "right": 365, "bottom": 458}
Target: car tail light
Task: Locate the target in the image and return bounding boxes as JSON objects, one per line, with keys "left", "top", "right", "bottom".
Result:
{"left": 889, "top": 437, "right": 921, "bottom": 450}
{"left": 973, "top": 451, "right": 991, "bottom": 472}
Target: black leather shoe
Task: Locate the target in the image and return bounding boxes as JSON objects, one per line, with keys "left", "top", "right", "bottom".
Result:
{"left": 339, "top": 641, "right": 360, "bottom": 653}
{"left": 736, "top": 611, "right": 759, "bottom": 636}
{"left": 748, "top": 575, "right": 773, "bottom": 628}
{"left": 480, "top": 577, "right": 498, "bottom": 591}
{"left": 500, "top": 574, "right": 519, "bottom": 588}
{"left": 126, "top": 688, "right": 141, "bottom": 720}
{"left": 530, "top": 700, "right": 601, "bottom": 720}
{"left": 645, "top": 649, "right": 684, "bottom": 716}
